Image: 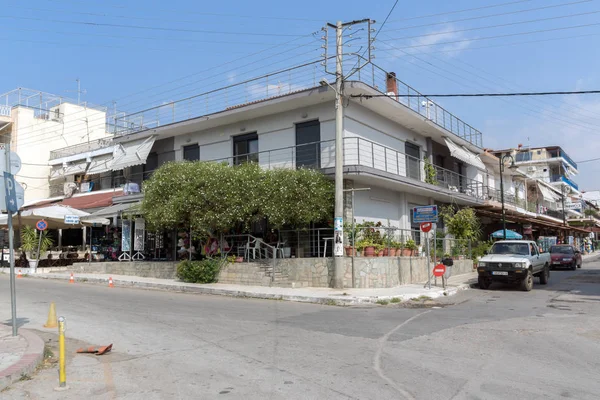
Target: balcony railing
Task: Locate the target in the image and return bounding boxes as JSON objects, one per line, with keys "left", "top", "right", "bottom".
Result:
{"left": 49, "top": 137, "right": 114, "bottom": 160}
{"left": 111, "top": 59, "right": 483, "bottom": 148}
{"left": 48, "top": 138, "right": 484, "bottom": 202}
{"left": 550, "top": 175, "right": 579, "bottom": 191}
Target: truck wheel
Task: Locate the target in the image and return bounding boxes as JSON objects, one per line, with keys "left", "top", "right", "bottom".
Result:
{"left": 539, "top": 265, "right": 549, "bottom": 285}
{"left": 520, "top": 270, "right": 533, "bottom": 291}
{"left": 478, "top": 277, "right": 490, "bottom": 290}
{"left": 571, "top": 261, "right": 577, "bottom": 271}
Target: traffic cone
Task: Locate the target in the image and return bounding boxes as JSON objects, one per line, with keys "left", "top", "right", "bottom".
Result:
{"left": 108, "top": 277, "right": 114, "bottom": 288}
{"left": 43, "top": 302, "right": 58, "bottom": 328}
{"left": 69, "top": 273, "right": 74, "bottom": 284}
{"left": 17, "top": 270, "right": 22, "bottom": 278}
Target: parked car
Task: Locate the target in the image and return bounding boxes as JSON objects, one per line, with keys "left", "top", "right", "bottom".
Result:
{"left": 477, "top": 240, "right": 551, "bottom": 291}
{"left": 549, "top": 245, "right": 582, "bottom": 270}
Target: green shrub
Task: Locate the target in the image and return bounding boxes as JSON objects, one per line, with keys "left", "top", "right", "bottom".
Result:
{"left": 176, "top": 258, "right": 224, "bottom": 283}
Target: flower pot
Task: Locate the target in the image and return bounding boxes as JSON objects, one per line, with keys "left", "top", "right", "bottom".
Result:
{"left": 402, "top": 249, "right": 412, "bottom": 257}
{"left": 235, "top": 257, "right": 244, "bottom": 263}
{"left": 377, "top": 250, "right": 384, "bottom": 257}
{"left": 388, "top": 248, "right": 396, "bottom": 257}
{"left": 364, "top": 246, "right": 375, "bottom": 257}
{"left": 28, "top": 260, "right": 38, "bottom": 273}
{"left": 345, "top": 246, "right": 357, "bottom": 256}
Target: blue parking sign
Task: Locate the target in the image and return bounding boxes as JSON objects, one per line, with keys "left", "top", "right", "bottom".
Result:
{"left": 3, "top": 172, "right": 17, "bottom": 213}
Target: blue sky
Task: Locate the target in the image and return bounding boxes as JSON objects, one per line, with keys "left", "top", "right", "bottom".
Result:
{"left": 3, "top": 0, "right": 600, "bottom": 189}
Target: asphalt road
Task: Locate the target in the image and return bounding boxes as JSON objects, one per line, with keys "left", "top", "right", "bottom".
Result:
{"left": 2, "top": 257, "right": 600, "bottom": 400}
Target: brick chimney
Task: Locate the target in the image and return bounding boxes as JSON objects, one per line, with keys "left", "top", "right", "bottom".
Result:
{"left": 386, "top": 72, "right": 398, "bottom": 99}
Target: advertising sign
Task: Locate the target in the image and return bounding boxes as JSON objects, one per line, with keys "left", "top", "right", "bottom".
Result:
{"left": 122, "top": 220, "right": 132, "bottom": 252}
{"left": 134, "top": 218, "right": 145, "bottom": 251}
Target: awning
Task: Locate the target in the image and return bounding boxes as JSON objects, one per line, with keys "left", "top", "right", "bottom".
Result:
{"left": 538, "top": 183, "right": 561, "bottom": 202}
{"left": 49, "top": 160, "right": 88, "bottom": 180}
{"left": 443, "top": 137, "right": 486, "bottom": 170}
{"left": 110, "top": 136, "right": 155, "bottom": 171}
{"left": 88, "top": 201, "right": 141, "bottom": 218}
{"left": 87, "top": 153, "right": 113, "bottom": 175}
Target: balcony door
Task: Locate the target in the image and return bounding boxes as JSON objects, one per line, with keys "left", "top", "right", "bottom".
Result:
{"left": 233, "top": 133, "right": 259, "bottom": 165}
{"left": 296, "top": 120, "right": 320, "bottom": 169}
{"left": 405, "top": 142, "right": 420, "bottom": 180}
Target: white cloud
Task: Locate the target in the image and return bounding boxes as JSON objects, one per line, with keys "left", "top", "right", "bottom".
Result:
{"left": 227, "top": 72, "right": 237, "bottom": 84}
{"left": 407, "top": 24, "right": 473, "bottom": 58}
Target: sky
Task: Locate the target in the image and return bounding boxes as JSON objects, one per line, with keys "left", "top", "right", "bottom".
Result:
{"left": 2, "top": 0, "right": 600, "bottom": 189}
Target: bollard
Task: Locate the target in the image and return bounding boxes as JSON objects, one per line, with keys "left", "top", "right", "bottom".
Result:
{"left": 54, "top": 316, "right": 69, "bottom": 391}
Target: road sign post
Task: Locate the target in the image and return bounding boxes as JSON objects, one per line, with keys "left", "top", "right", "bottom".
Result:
{"left": 415, "top": 207, "right": 438, "bottom": 290}
{"left": 433, "top": 264, "right": 447, "bottom": 289}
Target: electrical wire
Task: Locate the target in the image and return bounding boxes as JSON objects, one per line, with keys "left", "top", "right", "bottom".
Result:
{"left": 35, "top": 0, "right": 324, "bottom": 22}
{"left": 379, "top": 22, "right": 600, "bottom": 48}
{"left": 0, "top": 15, "right": 307, "bottom": 37}
{"left": 382, "top": 0, "right": 592, "bottom": 32}
{"left": 383, "top": 10, "right": 600, "bottom": 41}
{"left": 387, "top": 0, "right": 534, "bottom": 23}
{"left": 576, "top": 157, "right": 600, "bottom": 163}
{"left": 351, "top": 90, "right": 600, "bottom": 98}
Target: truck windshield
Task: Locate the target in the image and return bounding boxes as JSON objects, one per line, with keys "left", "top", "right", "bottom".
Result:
{"left": 550, "top": 246, "right": 573, "bottom": 254}
{"left": 489, "top": 243, "right": 530, "bottom": 256}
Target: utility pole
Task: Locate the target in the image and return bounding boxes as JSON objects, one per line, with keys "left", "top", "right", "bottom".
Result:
{"left": 324, "top": 18, "right": 373, "bottom": 288}
{"left": 333, "top": 20, "right": 345, "bottom": 288}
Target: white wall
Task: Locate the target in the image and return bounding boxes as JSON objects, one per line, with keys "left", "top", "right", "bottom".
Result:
{"left": 172, "top": 102, "right": 336, "bottom": 169}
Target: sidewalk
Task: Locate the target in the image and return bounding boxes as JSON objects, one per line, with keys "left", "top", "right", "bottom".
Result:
{"left": 28, "top": 271, "right": 478, "bottom": 306}
{"left": 0, "top": 324, "right": 45, "bottom": 391}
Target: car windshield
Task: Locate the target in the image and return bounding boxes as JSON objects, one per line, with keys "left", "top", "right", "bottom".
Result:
{"left": 489, "top": 242, "right": 530, "bottom": 256}
{"left": 550, "top": 246, "right": 574, "bottom": 254}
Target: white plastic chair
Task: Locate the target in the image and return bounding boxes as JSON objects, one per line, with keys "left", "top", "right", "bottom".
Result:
{"left": 246, "top": 238, "right": 262, "bottom": 260}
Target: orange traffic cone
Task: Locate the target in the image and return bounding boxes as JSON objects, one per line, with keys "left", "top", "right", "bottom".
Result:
{"left": 44, "top": 302, "right": 58, "bottom": 328}
{"left": 17, "top": 270, "right": 22, "bottom": 278}
{"left": 108, "top": 277, "right": 114, "bottom": 288}
{"left": 69, "top": 273, "right": 75, "bottom": 284}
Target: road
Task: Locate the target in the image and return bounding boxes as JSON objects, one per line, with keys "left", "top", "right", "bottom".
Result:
{"left": 2, "top": 258, "right": 600, "bottom": 400}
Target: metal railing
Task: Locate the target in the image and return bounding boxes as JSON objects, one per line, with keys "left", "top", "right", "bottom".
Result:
{"left": 550, "top": 175, "right": 579, "bottom": 191}
{"left": 110, "top": 58, "right": 483, "bottom": 148}
{"left": 49, "top": 137, "right": 114, "bottom": 160}
{"left": 48, "top": 138, "right": 485, "bottom": 202}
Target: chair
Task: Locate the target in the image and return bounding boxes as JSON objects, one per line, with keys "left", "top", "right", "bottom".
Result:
{"left": 275, "top": 241, "right": 286, "bottom": 259}
{"left": 245, "top": 238, "right": 262, "bottom": 260}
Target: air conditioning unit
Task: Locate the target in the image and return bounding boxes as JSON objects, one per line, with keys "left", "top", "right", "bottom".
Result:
{"left": 527, "top": 166, "right": 537, "bottom": 173}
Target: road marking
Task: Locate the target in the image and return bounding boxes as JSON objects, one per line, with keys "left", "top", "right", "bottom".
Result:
{"left": 373, "top": 310, "right": 431, "bottom": 400}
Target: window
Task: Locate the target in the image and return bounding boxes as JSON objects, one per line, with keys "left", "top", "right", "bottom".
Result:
{"left": 515, "top": 151, "right": 532, "bottom": 162}
{"left": 233, "top": 133, "right": 258, "bottom": 165}
{"left": 405, "top": 142, "right": 420, "bottom": 180}
{"left": 144, "top": 152, "right": 158, "bottom": 179}
{"left": 183, "top": 144, "right": 199, "bottom": 161}
{"left": 295, "top": 120, "right": 320, "bottom": 168}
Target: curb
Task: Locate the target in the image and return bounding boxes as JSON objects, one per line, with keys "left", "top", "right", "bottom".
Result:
{"left": 31, "top": 273, "right": 471, "bottom": 306}
{"left": 0, "top": 329, "right": 45, "bottom": 391}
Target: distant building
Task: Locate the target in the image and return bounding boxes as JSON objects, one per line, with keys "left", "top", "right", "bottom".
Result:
{"left": 0, "top": 88, "right": 112, "bottom": 202}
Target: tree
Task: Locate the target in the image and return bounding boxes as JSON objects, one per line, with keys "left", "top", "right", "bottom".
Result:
{"left": 142, "top": 161, "right": 334, "bottom": 232}
{"left": 439, "top": 206, "right": 481, "bottom": 240}
{"left": 260, "top": 168, "right": 334, "bottom": 228}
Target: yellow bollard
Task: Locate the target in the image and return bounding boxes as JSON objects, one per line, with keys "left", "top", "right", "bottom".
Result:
{"left": 54, "top": 316, "right": 69, "bottom": 391}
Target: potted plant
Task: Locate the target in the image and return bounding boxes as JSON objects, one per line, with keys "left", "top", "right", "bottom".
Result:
{"left": 402, "top": 239, "right": 417, "bottom": 256}
{"left": 344, "top": 222, "right": 358, "bottom": 256}
{"left": 20, "top": 226, "right": 54, "bottom": 272}
{"left": 377, "top": 244, "right": 385, "bottom": 257}
{"left": 357, "top": 239, "right": 376, "bottom": 257}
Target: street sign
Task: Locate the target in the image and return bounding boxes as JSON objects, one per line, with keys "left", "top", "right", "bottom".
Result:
{"left": 433, "top": 264, "right": 446, "bottom": 277}
{"left": 413, "top": 205, "right": 438, "bottom": 223}
{"left": 0, "top": 147, "right": 22, "bottom": 175}
{"left": 420, "top": 222, "right": 432, "bottom": 233}
{"left": 64, "top": 215, "right": 80, "bottom": 225}
{"left": 36, "top": 220, "right": 48, "bottom": 231}
{"left": 3, "top": 172, "right": 17, "bottom": 213}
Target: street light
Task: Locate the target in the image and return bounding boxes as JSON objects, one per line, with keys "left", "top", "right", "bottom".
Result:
{"left": 499, "top": 154, "right": 517, "bottom": 240}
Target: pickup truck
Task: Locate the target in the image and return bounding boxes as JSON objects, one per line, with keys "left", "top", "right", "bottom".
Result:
{"left": 477, "top": 240, "right": 551, "bottom": 291}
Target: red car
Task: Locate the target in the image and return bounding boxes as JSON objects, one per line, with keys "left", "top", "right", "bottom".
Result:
{"left": 549, "top": 245, "right": 582, "bottom": 270}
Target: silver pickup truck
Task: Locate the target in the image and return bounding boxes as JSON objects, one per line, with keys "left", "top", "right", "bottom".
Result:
{"left": 477, "top": 240, "right": 551, "bottom": 291}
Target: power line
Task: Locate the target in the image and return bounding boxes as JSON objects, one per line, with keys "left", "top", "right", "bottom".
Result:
{"left": 379, "top": 22, "right": 600, "bottom": 48}
{"left": 387, "top": 0, "right": 534, "bottom": 23}
{"left": 351, "top": 90, "right": 600, "bottom": 98}
{"left": 36, "top": 0, "right": 323, "bottom": 22}
{"left": 383, "top": 0, "right": 592, "bottom": 32}
{"left": 576, "top": 157, "right": 600, "bottom": 164}
{"left": 383, "top": 10, "right": 600, "bottom": 41}
{"left": 0, "top": 15, "right": 307, "bottom": 37}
